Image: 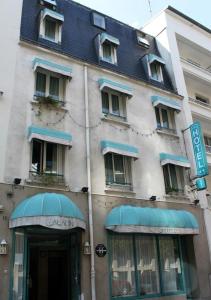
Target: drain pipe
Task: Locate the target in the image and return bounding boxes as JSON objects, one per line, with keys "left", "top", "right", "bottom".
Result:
{"left": 84, "top": 64, "right": 96, "bottom": 300}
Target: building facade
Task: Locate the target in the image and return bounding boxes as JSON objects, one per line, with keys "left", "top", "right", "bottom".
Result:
{"left": 0, "top": 1, "right": 211, "bottom": 300}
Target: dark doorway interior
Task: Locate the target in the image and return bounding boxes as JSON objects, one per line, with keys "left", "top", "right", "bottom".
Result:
{"left": 28, "top": 233, "right": 70, "bottom": 300}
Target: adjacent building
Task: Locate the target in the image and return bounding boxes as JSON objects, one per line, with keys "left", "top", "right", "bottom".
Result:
{"left": 0, "top": 1, "right": 211, "bottom": 300}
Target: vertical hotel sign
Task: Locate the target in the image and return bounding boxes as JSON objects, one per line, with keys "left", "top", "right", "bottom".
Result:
{"left": 190, "top": 122, "right": 208, "bottom": 177}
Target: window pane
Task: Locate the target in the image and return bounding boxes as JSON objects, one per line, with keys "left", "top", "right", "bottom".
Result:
{"left": 155, "top": 107, "right": 161, "bottom": 128}
{"left": 136, "top": 236, "right": 160, "bottom": 296}
{"left": 93, "top": 12, "right": 105, "bottom": 29}
{"left": 103, "top": 43, "right": 112, "bottom": 61}
{"left": 105, "top": 153, "right": 114, "bottom": 184}
{"left": 169, "top": 164, "right": 178, "bottom": 191}
{"left": 113, "top": 154, "right": 125, "bottom": 184}
{"left": 49, "top": 76, "right": 59, "bottom": 100}
{"left": 112, "top": 94, "right": 120, "bottom": 116}
{"left": 102, "top": 91, "right": 109, "bottom": 114}
{"left": 111, "top": 235, "right": 136, "bottom": 297}
{"left": 150, "top": 63, "right": 159, "bottom": 81}
{"left": 163, "top": 165, "right": 171, "bottom": 193}
{"left": 159, "top": 236, "right": 183, "bottom": 293}
{"left": 45, "top": 18, "right": 56, "bottom": 40}
{"left": 31, "top": 140, "right": 43, "bottom": 173}
{"left": 36, "top": 72, "right": 46, "bottom": 96}
{"left": 46, "top": 142, "right": 57, "bottom": 173}
{"left": 161, "top": 109, "right": 169, "bottom": 128}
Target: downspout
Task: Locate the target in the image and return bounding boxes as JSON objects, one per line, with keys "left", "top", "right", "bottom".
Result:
{"left": 84, "top": 64, "right": 96, "bottom": 300}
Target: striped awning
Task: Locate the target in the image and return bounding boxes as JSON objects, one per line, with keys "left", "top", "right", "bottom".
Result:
{"left": 105, "top": 205, "right": 199, "bottom": 235}
{"left": 160, "top": 153, "right": 190, "bottom": 168}
{"left": 100, "top": 33, "right": 120, "bottom": 46}
{"left": 28, "top": 126, "right": 72, "bottom": 147}
{"left": 101, "top": 140, "right": 139, "bottom": 159}
{"left": 98, "top": 78, "right": 133, "bottom": 98}
{"left": 148, "top": 53, "right": 165, "bottom": 65}
{"left": 151, "top": 95, "right": 181, "bottom": 112}
{"left": 42, "top": 8, "right": 64, "bottom": 22}
{"left": 33, "top": 57, "right": 72, "bottom": 78}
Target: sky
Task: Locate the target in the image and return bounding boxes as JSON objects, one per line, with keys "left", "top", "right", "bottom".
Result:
{"left": 74, "top": 0, "right": 211, "bottom": 30}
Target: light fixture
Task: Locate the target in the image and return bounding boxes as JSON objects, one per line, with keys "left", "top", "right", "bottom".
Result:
{"left": 81, "top": 186, "right": 88, "bottom": 193}
{"left": 149, "top": 196, "right": 156, "bottom": 201}
{"left": 14, "top": 178, "right": 21, "bottom": 185}
{"left": 83, "top": 241, "right": 91, "bottom": 255}
{"left": 0, "top": 240, "right": 8, "bottom": 255}
{"left": 194, "top": 199, "right": 200, "bottom": 206}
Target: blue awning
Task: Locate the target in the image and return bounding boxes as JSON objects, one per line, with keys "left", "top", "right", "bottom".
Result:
{"left": 160, "top": 153, "right": 190, "bottom": 168}
{"left": 100, "top": 32, "right": 120, "bottom": 46}
{"left": 105, "top": 205, "right": 199, "bottom": 234}
{"left": 42, "top": 8, "right": 64, "bottom": 22}
{"left": 151, "top": 95, "right": 181, "bottom": 112}
{"left": 148, "top": 53, "right": 165, "bottom": 65}
{"left": 9, "top": 193, "right": 86, "bottom": 230}
{"left": 33, "top": 57, "right": 72, "bottom": 78}
{"left": 28, "top": 126, "right": 72, "bottom": 147}
{"left": 98, "top": 78, "right": 133, "bottom": 98}
{"left": 101, "top": 140, "right": 139, "bottom": 159}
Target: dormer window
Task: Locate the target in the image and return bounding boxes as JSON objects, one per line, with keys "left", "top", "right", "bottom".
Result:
{"left": 148, "top": 54, "right": 165, "bottom": 83}
{"left": 40, "top": 0, "right": 57, "bottom": 9}
{"left": 99, "top": 33, "right": 120, "bottom": 65}
{"left": 39, "top": 8, "right": 64, "bottom": 44}
{"left": 92, "top": 12, "right": 106, "bottom": 30}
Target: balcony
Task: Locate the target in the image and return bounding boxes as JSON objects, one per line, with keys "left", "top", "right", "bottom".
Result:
{"left": 181, "top": 57, "right": 211, "bottom": 83}
{"left": 28, "top": 171, "right": 65, "bottom": 186}
{"left": 189, "top": 97, "right": 211, "bottom": 119}
{"left": 156, "top": 126, "right": 177, "bottom": 136}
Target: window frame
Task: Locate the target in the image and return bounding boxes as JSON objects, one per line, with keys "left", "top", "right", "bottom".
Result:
{"left": 108, "top": 233, "right": 185, "bottom": 300}
{"left": 39, "top": 14, "right": 62, "bottom": 44}
{"left": 101, "top": 89, "right": 127, "bottom": 121}
{"left": 155, "top": 106, "right": 176, "bottom": 133}
{"left": 92, "top": 12, "right": 106, "bottom": 29}
{"left": 163, "top": 164, "right": 185, "bottom": 195}
{"left": 148, "top": 61, "right": 163, "bottom": 83}
{"left": 34, "top": 68, "right": 65, "bottom": 102}
{"left": 100, "top": 42, "right": 118, "bottom": 65}
{"left": 104, "top": 153, "right": 132, "bottom": 188}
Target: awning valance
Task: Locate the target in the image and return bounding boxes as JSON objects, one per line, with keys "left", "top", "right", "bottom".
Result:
{"left": 101, "top": 140, "right": 139, "bottom": 159}
{"left": 98, "top": 78, "right": 133, "bottom": 98}
{"left": 33, "top": 57, "right": 72, "bottom": 78}
{"left": 9, "top": 193, "right": 86, "bottom": 230}
{"left": 160, "top": 153, "right": 190, "bottom": 168}
{"left": 151, "top": 95, "right": 181, "bottom": 112}
{"left": 105, "top": 205, "right": 199, "bottom": 235}
{"left": 42, "top": 8, "right": 64, "bottom": 22}
{"left": 148, "top": 53, "right": 165, "bottom": 65}
{"left": 100, "top": 33, "right": 120, "bottom": 46}
{"left": 28, "top": 126, "right": 72, "bottom": 147}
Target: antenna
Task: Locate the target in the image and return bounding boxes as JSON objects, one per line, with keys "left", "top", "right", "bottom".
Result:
{"left": 147, "top": 0, "right": 152, "bottom": 17}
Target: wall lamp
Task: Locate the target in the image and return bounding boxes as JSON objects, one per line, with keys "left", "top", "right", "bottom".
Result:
{"left": 194, "top": 199, "right": 200, "bottom": 206}
{"left": 81, "top": 186, "right": 88, "bottom": 193}
{"left": 149, "top": 196, "right": 156, "bottom": 201}
{"left": 83, "top": 241, "right": 91, "bottom": 255}
{"left": 14, "top": 178, "right": 21, "bottom": 185}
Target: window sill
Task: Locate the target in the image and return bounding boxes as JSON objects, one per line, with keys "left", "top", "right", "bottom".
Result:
{"left": 105, "top": 184, "right": 135, "bottom": 194}
{"left": 101, "top": 115, "right": 130, "bottom": 128}
{"left": 31, "top": 100, "right": 68, "bottom": 111}
{"left": 156, "top": 128, "right": 179, "bottom": 138}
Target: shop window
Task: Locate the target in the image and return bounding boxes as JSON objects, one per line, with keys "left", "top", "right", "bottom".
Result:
{"left": 163, "top": 164, "right": 185, "bottom": 194}
{"left": 92, "top": 12, "right": 106, "bottom": 29}
{"left": 35, "top": 69, "right": 65, "bottom": 103}
{"left": 104, "top": 153, "right": 132, "bottom": 187}
{"left": 30, "top": 139, "right": 64, "bottom": 184}
{"left": 109, "top": 234, "right": 184, "bottom": 298}
{"left": 101, "top": 90, "right": 126, "bottom": 121}
{"left": 155, "top": 106, "right": 176, "bottom": 134}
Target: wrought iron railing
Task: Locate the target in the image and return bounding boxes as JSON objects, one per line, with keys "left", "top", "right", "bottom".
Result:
{"left": 33, "top": 94, "right": 65, "bottom": 107}
{"left": 29, "top": 171, "right": 65, "bottom": 186}
{"left": 106, "top": 180, "right": 133, "bottom": 190}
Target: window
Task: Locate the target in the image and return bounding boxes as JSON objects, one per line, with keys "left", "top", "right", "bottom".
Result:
{"left": 204, "top": 135, "right": 211, "bottom": 153}
{"left": 110, "top": 234, "right": 184, "bottom": 298}
{"left": 136, "top": 31, "right": 150, "bottom": 48}
{"left": 92, "top": 12, "right": 106, "bottom": 29}
{"left": 163, "top": 164, "right": 185, "bottom": 194}
{"left": 150, "top": 61, "right": 163, "bottom": 82}
{"left": 104, "top": 153, "right": 132, "bottom": 187}
{"left": 155, "top": 106, "right": 176, "bottom": 133}
{"left": 35, "top": 69, "right": 64, "bottom": 102}
{"left": 31, "top": 139, "right": 64, "bottom": 175}
{"left": 195, "top": 95, "right": 209, "bottom": 105}
{"left": 102, "top": 90, "right": 126, "bottom": 120}
{"left": 101, "top": 42, "right": 117, "bottom": 64}
{"left": 39, "top": 10, "right": 63, "bottom": 44}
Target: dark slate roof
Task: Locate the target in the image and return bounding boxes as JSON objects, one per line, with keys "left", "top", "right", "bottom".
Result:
{"left": 21, "top": 0, "right": 175, "bottom": 93}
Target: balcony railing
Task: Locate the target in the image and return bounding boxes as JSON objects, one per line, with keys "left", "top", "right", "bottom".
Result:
{"left": 29, "top": 171, "right": 65, "bottom": 186}
{"left": 181, "top": 57, "right": 211, "bottom": 75}
{"left": 156, "top": 126, "right": 177, "bottom": 135}
{"left": 206, "top": 145, "right": 211, "bottom": 154}
{"left": 189, "top": 97, "right": 211, "bottom": 109}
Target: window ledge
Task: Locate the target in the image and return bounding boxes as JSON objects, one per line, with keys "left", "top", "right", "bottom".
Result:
{"left": 31, "top": 100, "right": 68, "bottom": 111}
{"left": 105, "top": 185, "right": 135, "bottom": 195}
{"left": 164, "top": 193, "right": 190, "bottom": 201}
{"left": 101, "top": 115, "right": 130, "bottom": 128}
{"left": 156, "top": 128, "right": 179, "bottom": 138}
